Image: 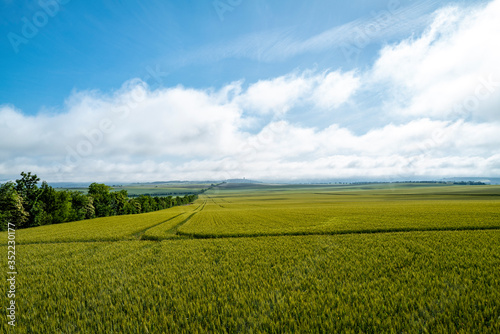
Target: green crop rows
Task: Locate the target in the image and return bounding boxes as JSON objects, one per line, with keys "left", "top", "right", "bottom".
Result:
{"left": 2, "top": 183, "right": 500, "bottom": 332}
{"left": 141, "top": 201, "right": 206, "bottom": 240}
{"left": 178, "top": 186, "right": 500, "bottom": 238}
{"left": 1, "top": 204, "right": 196, "bottom": 244}
{"left": 3, "top": 231, "right": 499, "bottom": 333}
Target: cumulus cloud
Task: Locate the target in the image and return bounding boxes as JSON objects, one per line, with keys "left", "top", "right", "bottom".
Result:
{"left": 311, "top": 71, "right": 360, "bottom": 109}
{"left": 1, "top": 81, "right": 499, "bottom": 182}
{"left": 371, "top": 0, "right": 500, "bottom": 121}
{"left": 236, "top": 69, "right": 360, "bottom": 116}
{"left": 236, "top": 74, "right": 311, "bottom": 116}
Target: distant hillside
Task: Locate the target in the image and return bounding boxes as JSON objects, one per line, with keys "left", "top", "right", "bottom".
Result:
{"left": 440, "top": 177, "right": 500, "bottom": 185}
{"left": 225, "top": 178, "right": 261, "bottom": 184}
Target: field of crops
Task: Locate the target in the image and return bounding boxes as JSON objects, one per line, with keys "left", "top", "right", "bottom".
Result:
{"left": 56, "top": 182, "right": 212, "bottom": 196}
{"left": 2, "top": 183, "right": 500, "bottom": 332}
{"left": 141, "top": 201, "right": 207, "bottom": 240}
{"left": 2, "top": 204, "right": 197, "bottom": 244}
{"left": 178, "top": 184, "right": 500, "bottom": 238}
{"left": 3, "top": 231, "right": 499, "bottom": 333}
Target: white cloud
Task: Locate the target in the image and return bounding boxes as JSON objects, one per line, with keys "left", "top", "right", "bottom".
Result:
{"left": 236, "top": 70, "right": 360, "bottom": 116}
{"left": 311, "top": 71, "right": 360, "bottom": 109}
{"left": 371, "top": 0, "right": 500, "bottom": 121}
{"left": 236, "top": 73, "right": 311, "bottom": 116}
{"left": 2, "top": 82, "right": 499, "bottom": 182}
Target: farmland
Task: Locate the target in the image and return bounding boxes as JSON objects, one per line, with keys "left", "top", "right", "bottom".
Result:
{"left": 179, "top": 183, "right": 500, "bottom": 237}
{"left": 6, "top": 204, "right": 198, "bottom": 244}
{"left": 55, "top": 182, "right": 213, "bottom": 197}
{"left": 2, "top": 183, "right": 500, "bottom": 332}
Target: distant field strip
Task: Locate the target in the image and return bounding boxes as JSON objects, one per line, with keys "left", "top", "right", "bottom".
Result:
{"left": 1, "top": 204, "right": 198, "bottom": 244}
{"left": 2, "top": 185, "right": 500, "bottom": 243}
{"left": 178, "top": 194, "right": 500, "bottom": 238}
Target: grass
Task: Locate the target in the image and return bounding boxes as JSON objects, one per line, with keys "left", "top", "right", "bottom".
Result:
{"left": 0, "top": 205, "right": 196, "bottom": 244}
{"left": 141, "top": 201, "right": 206, "bottom": 240}
{"left": 178, "top": 185, "right": 500, "bottom": 238}
{"left": 3, "top": 230, "right": 499, "bottom": 333}
{"left": 2, "top": 183, "right": 500, "bottom": 332}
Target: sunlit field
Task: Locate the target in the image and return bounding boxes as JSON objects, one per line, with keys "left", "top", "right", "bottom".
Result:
{"left": 2, "top": 183, "right": 500, "bottom": 333}
{"left": 180, "top": 184, "right": 500, "bottom": 237}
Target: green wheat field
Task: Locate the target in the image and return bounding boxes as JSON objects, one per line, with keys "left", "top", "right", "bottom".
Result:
{"left": 3, "top": 183, "right": 500, "bottom": 333}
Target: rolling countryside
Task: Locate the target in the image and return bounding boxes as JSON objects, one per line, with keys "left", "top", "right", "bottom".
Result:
{"left": 2, "top": 183, "right": 499, "bottom": 333}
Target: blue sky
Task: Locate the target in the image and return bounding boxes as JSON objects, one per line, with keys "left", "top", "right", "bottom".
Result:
{"left": 1, "top": 0, "right": 499, "bottom": 182}
{"left": 0, "top": 0, "right": 454, "bottom": 113}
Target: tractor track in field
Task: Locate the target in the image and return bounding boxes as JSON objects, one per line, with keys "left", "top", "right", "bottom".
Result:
{"left": 134, "top": 201, "right": 208, "bottom": 240}
{"left": 160, "top": 200, "right": 206, "bottom": 235}
{"left": 139, "top": 200, "right": 208, "bottom": 240}
{"left": 133, "top": 212, "right": 187, "bottom": 240}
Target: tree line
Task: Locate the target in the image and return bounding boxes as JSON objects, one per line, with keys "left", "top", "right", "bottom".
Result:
{"left": 0, "top": 172, "right": 198, "bottom": 231}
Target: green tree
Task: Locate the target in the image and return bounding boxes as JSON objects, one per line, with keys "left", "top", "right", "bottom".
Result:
{"left": 88, "top": 183, "right": 113, "bottom": 217}
{"left": 111, "top": 190, "right": 128, "bottom": 215}
{"left": 15, "top": 172, "right": 41, "bottom": 227}
{"left": 69, "top": 191, "right": 95, "bottom": 221}
{"left": 137, "top": 195, "right": 152, "bottom": 213}
{"left": 0, "top": 182, "right": 29, "bottom": 231}
{"left": 35, "top": 182, "right": 72, "bottom": 225}
{"left": 36, "top": 181, "right": 57, "bottom": 226}
{"left": 133, "top": 200, "right": 141, "bottom": 213}
{"left": 123, "top": 199, "right": 140, "bottom": 214}
{"left": 53, "top": 191, "right": 72, "bottom": 224}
